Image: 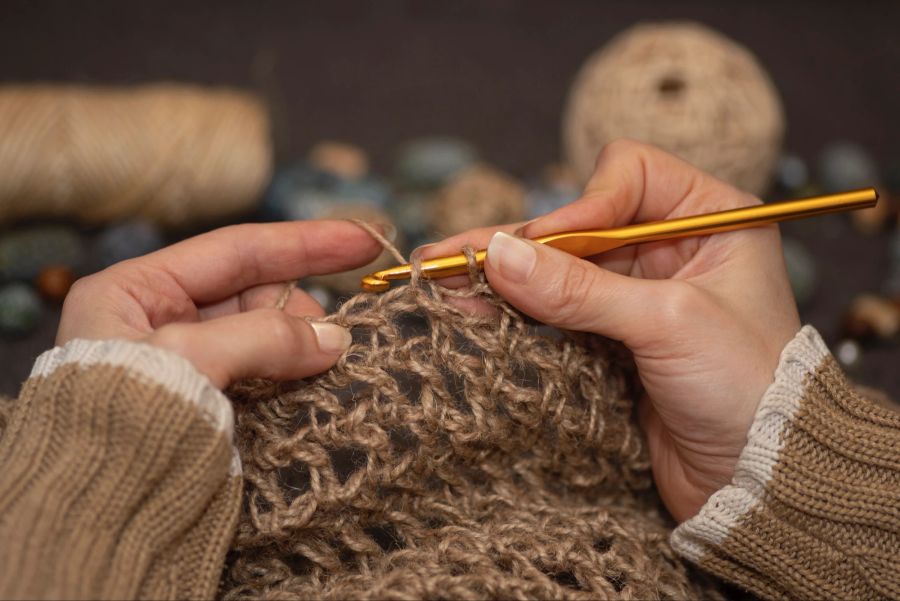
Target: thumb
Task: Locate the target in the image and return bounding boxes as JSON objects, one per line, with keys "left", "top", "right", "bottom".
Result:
{"left": 146, "top": 308, "right": 352, "bottom": 388}
{"left": 484, "top": 232, "right": 660, "bottom": 343}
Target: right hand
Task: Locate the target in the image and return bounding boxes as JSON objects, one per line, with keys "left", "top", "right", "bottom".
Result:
{"left": 423, "top": 140, "right": 801, "bottom": 522}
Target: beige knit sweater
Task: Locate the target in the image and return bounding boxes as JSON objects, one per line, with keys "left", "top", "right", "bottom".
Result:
{"left": 0, "top": 326, "right": 897, "bottom": 600}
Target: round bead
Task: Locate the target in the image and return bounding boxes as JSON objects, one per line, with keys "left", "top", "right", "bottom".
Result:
{"left": 0, "top": 283, "right": 42, "bottom": 337}
{"left": 93, "top": 220, "right": 164, "bottom": 269}
{"left": 308, "top": 141, "right": 369, "bottom": 180}
{"left": 834, "top": 339, "right": 862, "bottom": 370}
{"left": 781, "top": 238, "right": 817, "bottom": 306}
{"left": 774, "top": 153, "right": 809, "bottom": 193}
{"left": 816, "top": 142, "right": 878, "bottom": 193}
{"left": 0, "top": 226, "right": 84, "bottom": 281}
{"left": 35, "top": 265, "right": 75, "bottom": 302}
{"left": 842, "top": 294, "right": 900, "bottom": 340}
{"left": 394, "top": 137, "right": 479, "bottom": 189}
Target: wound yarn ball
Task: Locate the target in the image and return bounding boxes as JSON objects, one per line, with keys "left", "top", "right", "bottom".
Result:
{"left": 563, "top": 22, "right": 784, "bottom": 196}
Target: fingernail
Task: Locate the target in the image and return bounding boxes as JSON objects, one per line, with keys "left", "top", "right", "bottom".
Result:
{"left": 487, "top": 232, "right": 536, "bottom": 284}
{"left": 310, "top": 322, "right": 352, "bottom": 354}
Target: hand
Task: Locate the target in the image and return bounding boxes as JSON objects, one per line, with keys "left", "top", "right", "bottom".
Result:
{"left": 58, "top": 220, "right": 386, "bottom": 389}
{"left": 424, "top": 140, "right": 801, "bottom": 522}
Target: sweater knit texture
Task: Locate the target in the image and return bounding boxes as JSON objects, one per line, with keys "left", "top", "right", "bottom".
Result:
{"left": 222, "top": 265, "right": 726, "bottom": 600}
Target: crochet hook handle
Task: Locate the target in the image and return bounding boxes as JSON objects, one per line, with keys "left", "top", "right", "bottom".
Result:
{"left": 361, "top": 187, "right": 878, "bottom": 292}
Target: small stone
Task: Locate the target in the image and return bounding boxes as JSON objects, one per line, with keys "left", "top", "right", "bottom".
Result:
{"left": 817, "top": 142, "right": 878, "bottom": 193}
{"left": 35, "top": 265, "right": 75, "bottom": 302}
{"left": 842, "top": 293, "right": 900, "bottom": 340}
{"left": 308, "top": 141, "right": 369, "bottom": 180}
{"left": 388, "top": 192, "right": 430, "bottom": 245}
{"left": 781, "top": 238, "right": 817, "bottom": 306}
{"left": 428, "top": 164, "right": 526, "bottom": 237}
{"left": 0, "top": 283, "right": 42, "bottom": 337}
{"left": 93, "top": 220, "right": 164, "bottom": 269}
{"left": 774, "top": 153, "right": 809, "bottom": 193}
{"left": 851, "top": 192, "right": 892, "bottom": 235}
{"left": 834, "top": 339, "right": 862, "bottom": 370}
{"left": 395, "top": 137, "right": 479, "bottom": 189}
{"left": 0, "top": 226, "right": 84, "bottom": 281}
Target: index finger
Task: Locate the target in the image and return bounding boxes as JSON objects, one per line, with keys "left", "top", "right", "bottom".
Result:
{"left": 139, "top": 220, "right": 387, "bottom": 303}
{"left": 519, "top": 139, "right": 758, "bottom": 240}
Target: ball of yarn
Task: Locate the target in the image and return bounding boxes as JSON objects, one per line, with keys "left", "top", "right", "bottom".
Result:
{"left": 563, "top": 22, "right": 784, "bottom": 196}
{"left": 427, "top": 164, "right": 526, "bottom": 237}
{"left": 0, "top": 84, "right": 272, "bottom": 227}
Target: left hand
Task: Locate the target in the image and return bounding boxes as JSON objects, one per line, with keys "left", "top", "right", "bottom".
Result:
{"left": 57, "top": 220, "right": 386, "bottom": 388}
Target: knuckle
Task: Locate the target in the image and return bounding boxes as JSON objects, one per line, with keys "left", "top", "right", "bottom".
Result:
{"left": 656, "top": 281, "right": 700, "bottom": 327}
{"left": 544, "top": 260, "right": 598, "bottom": 324}
{"left": 263, "top": 310, "right": 303, "bottom": 350}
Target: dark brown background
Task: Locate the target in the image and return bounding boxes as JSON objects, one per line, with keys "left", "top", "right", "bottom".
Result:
{"left": 1, "top": 0, "right": 898, "bottom": 397}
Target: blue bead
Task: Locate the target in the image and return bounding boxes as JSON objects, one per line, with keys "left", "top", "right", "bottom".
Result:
{"left": 394, "top": 137, "right": 479, "bottom": 189}
{"left": 0, "top": 226, "right": 84, "bottom": 282}
{"left": 0, "top": 283, "right": 42, "bottom": 337}
{"left": 775, "top": 153, "right": 809, "bottom": 192}
{"left": 93, "top": 220, "right": 164, "bottom": 269}
{"left": 817, "top": 142, "right": 878, "bottom": 193}
{"left": 782, "top": 238, "right": 817, "bottom": 306}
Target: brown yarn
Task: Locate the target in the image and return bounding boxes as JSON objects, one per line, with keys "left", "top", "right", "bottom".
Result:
{"left": 223, "top": 237, "right": 726, "bottom": 599}
{"left": 0, "top": 84, "right": 272, "bottom": 227}
{"left": 563, "top": 21, "right": 784, "bottom": 196}
{"left": 427, "top": 164, "right": 526, "bottom": 238}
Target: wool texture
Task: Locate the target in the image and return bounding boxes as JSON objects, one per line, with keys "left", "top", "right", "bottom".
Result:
{"left": 223, "top": 253, "right": 725, "bottom": 600}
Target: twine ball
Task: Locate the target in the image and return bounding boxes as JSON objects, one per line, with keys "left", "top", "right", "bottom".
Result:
{"left": 427, "top": 164, "right": 526, "bottom": 238}
{"left": 563, "top": 22, "right": 784, "bottom": 196}
{"left": 0, "top": 84, "right": 272, "bottom": 227}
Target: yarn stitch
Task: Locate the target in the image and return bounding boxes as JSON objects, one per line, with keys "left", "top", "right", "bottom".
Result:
{"left": 223, "top": 235, "right": 725, "bottom": 600}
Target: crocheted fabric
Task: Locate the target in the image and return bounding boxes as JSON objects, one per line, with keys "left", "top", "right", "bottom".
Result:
{"left": 222, "top": 265, "right": 725, "bottom": 600}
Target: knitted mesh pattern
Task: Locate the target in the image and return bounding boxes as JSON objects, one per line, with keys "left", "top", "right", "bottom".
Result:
{"left": 222, "top": 269, "right": 724, "bottom": 600}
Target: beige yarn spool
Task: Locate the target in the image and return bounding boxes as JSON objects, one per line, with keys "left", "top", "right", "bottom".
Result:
{"left": 563, "top": 22, "right": 784, "bottom": 195}
{"left": 0, "top": 84, "right": 272, "bottom": 227}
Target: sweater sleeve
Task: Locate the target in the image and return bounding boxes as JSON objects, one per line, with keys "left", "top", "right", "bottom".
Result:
{"left": 671, "top": 325, "right": 900, "bottom": 600}
{"left": 0, "top": 339, "right": 242, "bottom": 601}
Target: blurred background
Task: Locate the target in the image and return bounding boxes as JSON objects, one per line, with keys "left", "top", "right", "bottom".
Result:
{"left": 0, "top": 0, "right": 897, "bottom": 398}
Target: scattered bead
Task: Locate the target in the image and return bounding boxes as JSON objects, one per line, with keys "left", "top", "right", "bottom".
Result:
{"left": 394, "top": 137, "right": 478, "bottom": 189}
{"left": 308, "top": 141, "right": 369, "bottom": 180}
{"left": 843, "top": 293, "right": 900, "bottom": 340}
{"left": 817, "top": 142, "right": 878, "bottom": 193}
{"left": 0, "top": 226, "right": 83, "bottom": 281}
{"left": 35, "top": 265, "right": 75, "bottom": 302}
{"left": 774, "top": 153, "right": 809, "bottom": 193}
{"left": 0, "top": 283, "right": 42, "bottom": 337}
{"left": 93, "top": 220, "right": 164, "bottom": 269}
{"left": 781, "top": 238, "right": 817, "bottom": 306}
{"left": 834, "top": 339, "right": 862, "bottom": 370}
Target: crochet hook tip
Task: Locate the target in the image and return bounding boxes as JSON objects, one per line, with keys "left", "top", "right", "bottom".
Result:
{"left": 361, "top": 275, "right": 390, "bottom": 292}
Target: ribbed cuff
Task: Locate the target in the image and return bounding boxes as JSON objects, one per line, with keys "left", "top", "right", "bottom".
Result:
{"left": 671, "top": 325, "right": 827, "bottom": 559}
{"left": 32, "top": 338, "right": 237, "bottom": 465}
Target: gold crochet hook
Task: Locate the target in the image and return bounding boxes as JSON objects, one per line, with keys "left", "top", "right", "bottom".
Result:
{"left": 361, "top": 187, "right": 878, "bottom": 292}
